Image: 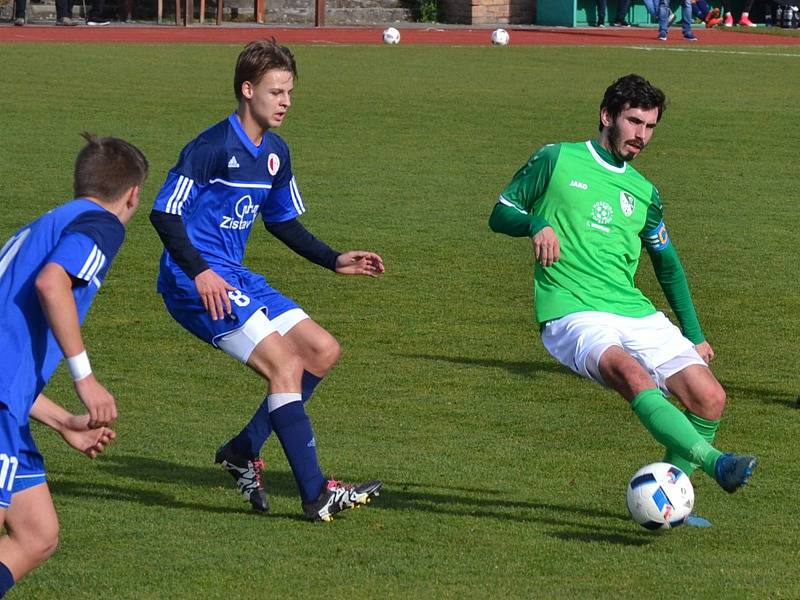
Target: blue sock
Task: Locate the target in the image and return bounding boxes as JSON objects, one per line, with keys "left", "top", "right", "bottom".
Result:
{"left": 301, "top": 370, "right": 322, "bottom": 403}
{"left": 230, "top": 396, "right": 272, "bottom": 459}
{"left": 231, "top": 371, "right": 324, "bottom": 458}
{"left": 268, "top": 393, "right": 326, "bottom": 503}
{"left": 0, "top": 561, "right": 14, "bottom": 598}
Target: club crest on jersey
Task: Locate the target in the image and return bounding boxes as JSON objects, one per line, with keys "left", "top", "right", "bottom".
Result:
{"left": 267, "top": 153, "right": 280, "bottom": 177}
{"left": 587, "top": 201, "right": 613, "bottom": 233}
{"left": 620, "top": 191, "right": 636, "bottom": 217}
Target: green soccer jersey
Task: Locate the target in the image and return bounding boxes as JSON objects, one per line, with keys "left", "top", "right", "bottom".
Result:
{"left": 489, "top": 140, "right": 704, "bottom": 343}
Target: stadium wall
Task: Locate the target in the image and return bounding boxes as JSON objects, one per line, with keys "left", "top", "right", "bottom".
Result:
{"left": 439, "top": 0, "right": 535, "bottom": 25}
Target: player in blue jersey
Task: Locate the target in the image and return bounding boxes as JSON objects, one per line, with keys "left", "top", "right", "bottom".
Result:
{"left": 150, "top": 39, "right": 384, "bottom": 522}
{"left": 0, "top": 133, "right": 148, "bottom": 597}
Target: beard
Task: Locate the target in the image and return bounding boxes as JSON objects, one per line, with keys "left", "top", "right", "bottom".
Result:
{"left": 608, "top": 122, "right": 642, "bottom": 162}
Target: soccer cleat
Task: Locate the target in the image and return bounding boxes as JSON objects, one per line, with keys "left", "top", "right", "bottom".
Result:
{"left": 686, "top": 513, "right": 712, "bottom": 528}
{"left": 723, "top": 12, "right": 734, "bottom": 27}
{"left": 214, "top": 441, "right": 269, "bottom": 512}
{"left": 714, "top": 453, "right": 758, "bottom": 493}
{"left": 303, "top": 479, "right": 382, "bottom": 522}
{"left": 738, "top": 15, "right": 756, "bottom": 27}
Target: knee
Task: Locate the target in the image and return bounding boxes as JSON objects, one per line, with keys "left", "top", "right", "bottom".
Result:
{"left": 17, "top": 521, "right": 60, "bottom": 567}
{"left": 705, "top": 384, "right": 727, "bottom": 418}
{"left": 317, "top": 336, "right": 341, "bottom": 372}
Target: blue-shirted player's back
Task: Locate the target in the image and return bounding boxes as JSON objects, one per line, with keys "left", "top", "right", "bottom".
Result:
{"left": 0, "top": 199, "right": 124, "bottom": 421}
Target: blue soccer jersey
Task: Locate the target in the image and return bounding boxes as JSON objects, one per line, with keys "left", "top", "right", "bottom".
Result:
{"left": 153, "top": 113, "right": 305, "bottom": 295}
{"left": 0, "top": 199, "right": 125, "bottom": 422}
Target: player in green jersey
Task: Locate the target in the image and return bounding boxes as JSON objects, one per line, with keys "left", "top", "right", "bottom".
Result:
{"left": 489, "top": 74, "right": 756, "bottom": 526}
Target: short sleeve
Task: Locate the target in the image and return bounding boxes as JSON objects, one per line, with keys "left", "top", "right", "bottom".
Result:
{"left": 54, "top": 210, "right": 125, "bottom": 283}
{"left": 262, "top": 143, "right": 305, "bottom": 224}
{"left": 153, "top": 138, "right": 218, "bottom": 215}
{"left": 49, "top": 233, "right": 108, "bottom": 283}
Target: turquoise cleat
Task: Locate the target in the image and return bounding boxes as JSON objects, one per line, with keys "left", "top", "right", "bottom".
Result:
{"left": 686, "top": 513, "right": 712, "bottom": 528}
{"left": 714, "top": 453, "right": 758, "bottom": 493}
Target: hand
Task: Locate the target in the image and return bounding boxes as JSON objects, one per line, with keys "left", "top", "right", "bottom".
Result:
{"left": 194, "top": 268, "right": 236, "bottom": 320}
{"left": 531, "top": 226, "right": 560, "bottom": 267}
{"left": 59, "top": 414, "right": 116, "bottom": 459}
{"left": 74, "top": 374, "right": 118, "bottom": 428}
{"left": 335, "top": 251, "right": 385, "bottom": 277}
{"left": 695, "top": 341, "right": 715, "bottom": 364}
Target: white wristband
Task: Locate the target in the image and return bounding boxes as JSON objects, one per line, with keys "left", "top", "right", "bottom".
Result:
{"left": 67, "top": 351, "right": 92, "bottom": 382}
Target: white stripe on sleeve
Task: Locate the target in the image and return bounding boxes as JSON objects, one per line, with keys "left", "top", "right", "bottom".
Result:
{"left": 77, "top": 245, "right": 99, "bottom": 279}
{"left": 498, "top": 195, "right": 528, "bottom": 214}
{"left": 290, "top": 177, "right": 305, "bottom": 215}
{"left": 165, "top": 175, "right": 186, "bottom": 214}
{"left": 175, "top": 178, "right": 194, "bottom": 216}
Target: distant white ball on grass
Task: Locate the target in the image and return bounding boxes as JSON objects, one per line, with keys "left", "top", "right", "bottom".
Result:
{"left": 491, "top": 28, "right": 510, "bottom": 45}
{"left": 382, "top": 27, "right": 401, "bottom": 45}
{"left": 626, "top": 462, "right": 694, "bottom": 530}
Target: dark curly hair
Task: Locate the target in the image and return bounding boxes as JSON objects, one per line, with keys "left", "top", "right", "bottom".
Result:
{"left": 598, "top": 74, "right": 666, "bottom": 131}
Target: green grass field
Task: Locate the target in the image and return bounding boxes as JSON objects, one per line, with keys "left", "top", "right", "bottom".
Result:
{"left": 1, "top": 41, "right": 799, "bottom": 598}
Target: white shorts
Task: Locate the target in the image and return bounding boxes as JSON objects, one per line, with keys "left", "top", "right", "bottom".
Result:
{"left": 541, "top": 311, "right": 706, "bottom": 394}
{"left": 216, "top": 307, "right": 309, "bottom": 363}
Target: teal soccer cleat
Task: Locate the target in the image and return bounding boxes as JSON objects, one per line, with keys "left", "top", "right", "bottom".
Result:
{"left": 714, "top": 453, "right": 758, "bottom": 493}
{"left": 686, "top": 513, "right": 712, "bottom": 528}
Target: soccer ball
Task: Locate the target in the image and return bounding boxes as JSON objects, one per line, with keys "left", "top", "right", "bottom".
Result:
{"left": 491, "top": 28, "right": 510, "bottom": 46}
{"left": 626, "top": 462, "right": 694, "bottom": 530}
{"left": 382, "top": 27, "right": 401, "bottom": 45}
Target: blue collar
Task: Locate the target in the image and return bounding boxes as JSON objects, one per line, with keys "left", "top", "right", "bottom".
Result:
{"left": 228, "top": 113, "right": 266, "bottom": 159}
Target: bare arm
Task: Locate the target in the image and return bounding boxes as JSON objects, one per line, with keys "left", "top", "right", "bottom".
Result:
{"left": 34, "top": 262, "right": 117, "bottom": 427}
{"left": 29, "top": 394, "right": 116, "bottom": 459}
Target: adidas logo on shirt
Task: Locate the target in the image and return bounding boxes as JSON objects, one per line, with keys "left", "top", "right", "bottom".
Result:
{"left": 228, "top": 156, "right": 240, "bottom": 169}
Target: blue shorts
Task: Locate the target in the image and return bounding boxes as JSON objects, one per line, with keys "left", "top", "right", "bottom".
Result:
{"left": 161, "top": 268, "right": 301, "bottom": 348}
{"left": 0, "top": 405, "right": 46, "bottom": 509}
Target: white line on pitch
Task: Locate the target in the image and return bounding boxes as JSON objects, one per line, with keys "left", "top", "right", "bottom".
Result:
{"left": 626, "top": 45, "right": 800, "bottom": 58}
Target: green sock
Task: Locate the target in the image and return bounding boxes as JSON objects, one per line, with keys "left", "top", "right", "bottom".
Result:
{"left": 663, "top": 412, "right": 720, "bottom": 476}
{"left": 630, "top": 389, "right": 722, "bottom": 477}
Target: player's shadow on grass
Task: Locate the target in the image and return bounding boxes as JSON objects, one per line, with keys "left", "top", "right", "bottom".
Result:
{"left": 84, "top": 453, "right": 302, "bottom": 510}
{"left": 76, "top": 455, "right": 650, "bottom": 541}
{"left": 401, "top": 353, "right": 568, "bottom": 378}
{"left": 720, "top": 381, "right": 798, "bottom": 409}
{"left": 373, "top": 480, "right": 652, "bottom": 546}
{"left": 49, "top": 479, "right": 244, "bottom": 515}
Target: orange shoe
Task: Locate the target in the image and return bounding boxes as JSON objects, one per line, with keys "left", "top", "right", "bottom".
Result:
{"left": 704, "top": 7, "right": 720, "bottom": 27}
{"left": 723, "top": 12, "right": 733, "bottom": 26}
{"left": 738, "top": 15, "right": 756, "bottom": 26}
{"left": 705, "top": 16, "right": 723, "bottom": 28}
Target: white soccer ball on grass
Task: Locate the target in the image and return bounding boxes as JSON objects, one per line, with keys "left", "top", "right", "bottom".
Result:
{"left": 382, "top": 27, "right": 401, "bottom": 45}
{"left": 491, "top": 28, "right": 510, "bottom": 45}
{"left": 626, "top": 462, "right": 694, "bottom": 530}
